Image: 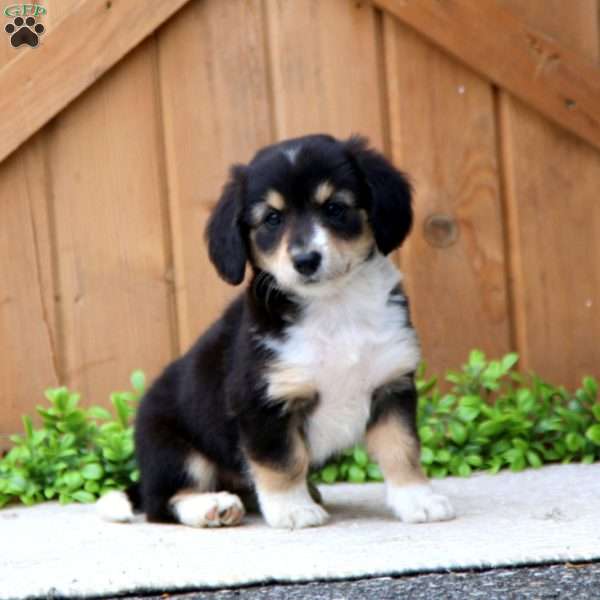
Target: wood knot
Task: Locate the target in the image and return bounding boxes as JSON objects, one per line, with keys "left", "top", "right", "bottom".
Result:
{"left": 423, "top": 213, "right": 459, "bottom": 248}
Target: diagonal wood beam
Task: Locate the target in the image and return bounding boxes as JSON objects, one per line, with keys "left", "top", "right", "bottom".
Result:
{"left": 0, "top": 0, "right": 191, "bottom": 163}
{"left": 374, "top": 0, "right": 600, "bottom": 152}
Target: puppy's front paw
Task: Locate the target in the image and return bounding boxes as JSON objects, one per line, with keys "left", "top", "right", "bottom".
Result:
{"left": 265, "top": 501, "right": 329, "bottom": 529}
{"left": 387, "top": 484, "right": 455, "bottom": 523}
{"left": 259, "top": 487, "right": 329, "bottom": 529}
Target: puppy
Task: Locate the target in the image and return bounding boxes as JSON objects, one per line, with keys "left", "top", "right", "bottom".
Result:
{"left": 97, "top": 134, "right": 455, "bottom": 529}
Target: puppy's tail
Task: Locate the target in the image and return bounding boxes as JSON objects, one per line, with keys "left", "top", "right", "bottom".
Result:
{"left": 96, "top": 484, "right": 142, "bottom": 523}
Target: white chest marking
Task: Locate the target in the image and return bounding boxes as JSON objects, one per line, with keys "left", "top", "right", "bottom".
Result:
{"left": 264, "top": 256, "right": 420, "bottom": 465}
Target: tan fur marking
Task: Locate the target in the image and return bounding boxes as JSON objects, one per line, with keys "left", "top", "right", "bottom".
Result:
{"left": 366, "top": 414, "right": 427, "bottom": 487}
{"left": 314, "top": 181, "right": 335, "bottom": 204}
{"left": 185, "top": 452, "right": 216, "bottom": 491}
{"left": 248, "top": 431, "right": 309, "bottom": 493}
{"left": 265, "top": 189, "right": 285, "bottom": 210}
{"left": 250, "top": 191, "right": 285, "bottom": 226}
{"left": 251, "top": 229, "right": 290, "bottom": 274}
{"left": 328, "top": 210, "right": 374, "bottom": 260}
{"left": 265, "top": 360, "right": 317, "bottom": 408}
{"left": 250, "top": 203, "right": 268, "bottom": 225}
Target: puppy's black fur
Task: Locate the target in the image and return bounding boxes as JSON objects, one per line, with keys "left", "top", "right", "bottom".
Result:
{"left": 129, "top": 134, "right": 417, "bottom": 525}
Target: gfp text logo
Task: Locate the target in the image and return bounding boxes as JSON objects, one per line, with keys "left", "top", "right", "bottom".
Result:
{"left": 4, "top": 4, "right": 46, "bottom": 47}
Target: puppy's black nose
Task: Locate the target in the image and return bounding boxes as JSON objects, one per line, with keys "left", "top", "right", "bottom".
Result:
{"left": 292, "top": 251, "right": 322, "bottom": 276}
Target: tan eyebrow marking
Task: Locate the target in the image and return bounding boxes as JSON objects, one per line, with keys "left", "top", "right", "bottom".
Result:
{"left": 251, "top": 203, "right": 268, "bottom": 224}
{"left": 265, "top": 189, "right": 285, "bottom": 211}
{"left": 251, "top": 190, "right": 286, "bottom": 225}
{"left": 314, "top": 181, "right": 335, "bottom": 204}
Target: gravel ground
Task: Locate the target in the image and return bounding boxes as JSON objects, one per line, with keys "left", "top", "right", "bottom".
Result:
{"left": 126, "top": 562, "right": 600, "bottom": 600}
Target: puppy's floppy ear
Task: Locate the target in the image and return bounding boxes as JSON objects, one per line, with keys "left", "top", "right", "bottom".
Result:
{"left": 205, "top": 164, "right": 247, "bottom": 285}
{"left": 344, "top": 135, "right": 413, "bottom": 255}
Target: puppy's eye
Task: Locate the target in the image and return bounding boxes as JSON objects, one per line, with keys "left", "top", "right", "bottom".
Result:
{"left": 264, "top": 209, "right": 282, "bottom": 228}
{"left": 323, "top": 200, "right": 347, "bottom": 219}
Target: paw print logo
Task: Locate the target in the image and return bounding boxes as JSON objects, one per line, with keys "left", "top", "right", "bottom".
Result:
{"left": 5, "top": 16, "right": 45, "bottom": 48}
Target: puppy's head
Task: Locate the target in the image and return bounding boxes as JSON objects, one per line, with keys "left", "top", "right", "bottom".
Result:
{"left": 205, "top": 134, "right": 412, "bottom": 295}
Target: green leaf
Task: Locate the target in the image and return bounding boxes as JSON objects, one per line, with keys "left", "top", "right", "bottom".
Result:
{"left": 130, "top": 370, "right": 146, "bottom": 394}
{"left": 430, "top": 466, "right": 448, "bottom": 478}
{"left": 526, "top": 450, "right": 542, "bottom": 468}
{"left": 465, "top": 454, "right": 483, "bottom": 467}
{"left": 22, "top": 415, "right": 34, "bottom": 440}
{"left": 468, "top": 349, "right": 486, "bottom": 369}
{"left": 457, "top": 462, "right": 472, "bottom": 477}
{"left": 87, "top": 406, "right": 112, "bottom": 420}
{"left": 71, "top": 491, "right": 96, "bottom": 504}
{"left": 81, "top": 463, "right": 104, "bottom": 481}
{"left": 501, "top": 353, "right": 519, "bottom": 372}
{"left": 352, "top": 446, "right": 369, "bottom": 467}
{"left": 583, "top": 377, "right": 598, "bottom": 400}
{"left": 366, "top": 463, "right": 383, "bottom": 481}
{"left": 565, "top": 432, "right": 584, "bottom": 452}
{"left": 435, "top": 449, "right": 451, "bottom": 464}
{"left": 348, "top": 465, "right": 366, "bottom": 483}
{"left": 458, "top": 406, "right": 480, "bottom": 422}
{"left": 585, "top": 424, "right": 600, "bottom": 445}
{"left": 62, "top": 471, "right": 84, "bottom": 491}
{"left": 419, "top": 426, "right": 434, "bottom": 443}
{"left": 449, "top": 421, "right": 467, "bottom": 445}
{"left": 420, "top": 447, "right": 435, "bottom": 465}
{"left": 509, "top": 455, "right": 526, "bottom": 472}
{"left": 320, "top": 464, "right": 338, "bottom": 484}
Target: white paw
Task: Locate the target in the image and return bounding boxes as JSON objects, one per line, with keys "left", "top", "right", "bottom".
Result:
{"left": 171, "top": 492, "right": 245, "bottom": 528}
{"left": 97, "top": 490, "right": 135, "bottom": 523}
{"left": 258, "top": 486, "right": 329, "bottom": 529}
{"left": 264, "top": 501, "right": 329, "bottom": 529}
{"left": 387, "top": 484, "right": 455, "bottom": 523}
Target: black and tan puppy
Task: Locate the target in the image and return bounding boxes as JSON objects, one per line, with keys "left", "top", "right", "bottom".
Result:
{"left": 98, "top": 134, "right": 455, "bottom": 529}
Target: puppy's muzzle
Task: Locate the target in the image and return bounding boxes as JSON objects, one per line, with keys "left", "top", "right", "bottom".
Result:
{"left": 292, "top": 251, "right": 322, "bottom": 276}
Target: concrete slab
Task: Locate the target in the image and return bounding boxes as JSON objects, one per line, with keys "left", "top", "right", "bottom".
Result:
{"left": 1, "top": 464, "right": 600, "bottom": 599}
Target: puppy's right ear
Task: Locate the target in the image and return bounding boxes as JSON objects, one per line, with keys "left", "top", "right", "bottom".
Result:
{"left": 205, "top": 165, "right": 247, "bottom": 285}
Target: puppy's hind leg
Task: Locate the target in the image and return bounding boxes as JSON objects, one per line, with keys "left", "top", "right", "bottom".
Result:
{"left": 167, "top": 452, "right": 245, "bottom": 528}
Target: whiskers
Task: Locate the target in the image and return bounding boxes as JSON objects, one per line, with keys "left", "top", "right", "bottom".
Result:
{"left": 253, "top": 270, "right": 281, "bottom": 314}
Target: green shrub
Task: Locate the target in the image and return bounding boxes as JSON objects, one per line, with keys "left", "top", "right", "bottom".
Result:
{"left": 1, "top": 351, "right": 599, "bottom": 507}
{"left": 312, "top": 350, "right": 600, "bottom": 483}
{"left": 0, "top": 371, "right": 144, "bottom": 508}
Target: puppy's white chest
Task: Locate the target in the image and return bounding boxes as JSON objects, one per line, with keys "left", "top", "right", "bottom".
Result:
{"left": 265, "top": 257, "right": 420, "bottom": 464}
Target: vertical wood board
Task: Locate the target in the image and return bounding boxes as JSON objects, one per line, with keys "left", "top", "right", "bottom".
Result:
{"left": 499, "top": 0, "right": 600, "bottom": 386}
{"left": 47, "top": 39, "right": 174, "bottom": 404}
{"left": 157, "top": 0, "right": 273, "bottom": 350}
{"left": 383, "top": 16, "right": 511, "bottom": 373}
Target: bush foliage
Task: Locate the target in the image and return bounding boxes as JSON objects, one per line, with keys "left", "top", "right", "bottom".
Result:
{"left": 0, "top": 372, "right": 144, "bottom": 508}
{"left": 1, "top": 352, "right": 599, "bottom": 507}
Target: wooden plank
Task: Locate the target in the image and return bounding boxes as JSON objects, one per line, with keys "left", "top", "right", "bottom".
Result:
{"left": 157, "top": 0, "right": 273, "bottom": 350}
{"left": 0, "top": 0, "right": 192, "bottom": 164}
{"left": 383, "top": 15, "right": 510, "bottom": 374}
{"left": 0, "top": 141, "right": 59, "bottom": 441}
{"left": 499, "top": 0, "right": 600, "bottom": 386}
{"left": 46, "top": 38, "right": 174, "bottom": 403}
{"left": 265, "top": 0, "right": 384, "bottom": 143}
{"left": 0, "top": 0, "right": 80, "bottom": 443}
{"left": 373, "top": 0, "right": 600, "bottom": 153}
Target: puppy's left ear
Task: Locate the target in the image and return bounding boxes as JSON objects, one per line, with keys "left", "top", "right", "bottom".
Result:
{"left": 344, "top": 135, "right": 413, "bottom": 255}
{"left": 205, "top": 165, "right": 248, "bottom": 285}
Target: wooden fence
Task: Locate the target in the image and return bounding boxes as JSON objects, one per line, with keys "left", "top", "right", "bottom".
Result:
{"left": 1, "top": 0, "right": 600, "bottom": 440}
